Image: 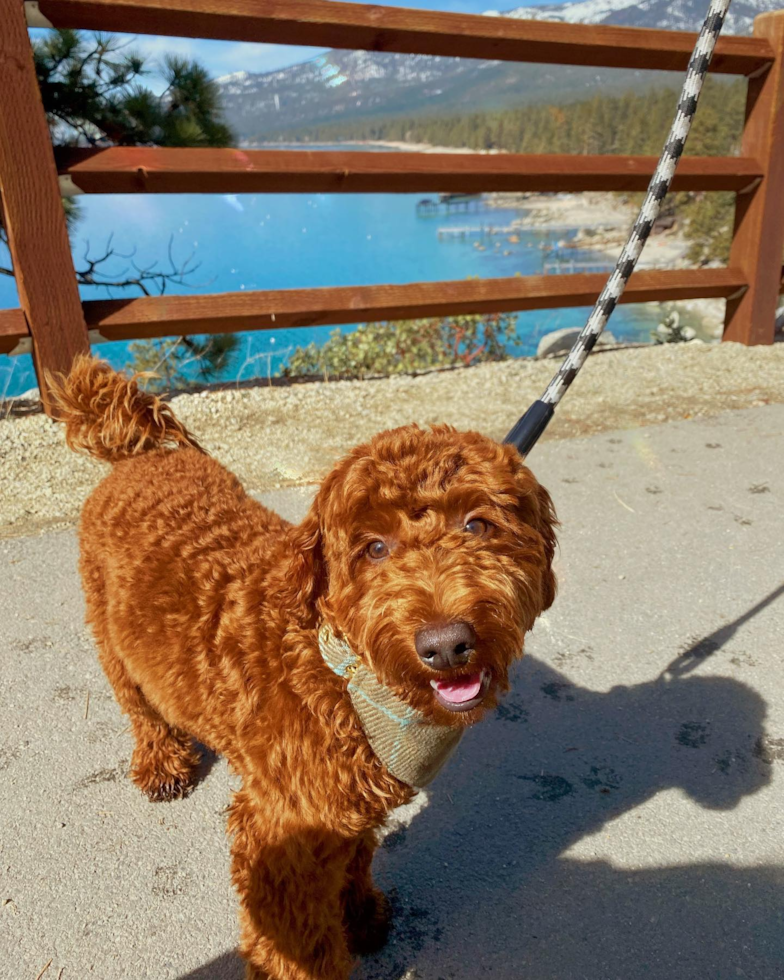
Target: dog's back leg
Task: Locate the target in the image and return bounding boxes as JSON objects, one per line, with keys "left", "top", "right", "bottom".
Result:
{"left": 83, "top": 554, "right": 201, "bottom": 802}
{"left": 104, "top": 646, "right": 200, "bottom": 802}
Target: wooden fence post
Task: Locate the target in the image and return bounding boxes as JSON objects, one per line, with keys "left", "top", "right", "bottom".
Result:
{"left": 0, "top": 0, "right": 89, "bottom": 412}
{"left": 724, "top": 11, "right": 784, "bottom": 345}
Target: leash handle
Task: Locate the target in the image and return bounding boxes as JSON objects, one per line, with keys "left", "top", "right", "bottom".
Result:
{"left": 503, "top": 400, "right": 554, "bottom": 458}
{"left": 505, "top": 0, "right": 733, "bottom": 457}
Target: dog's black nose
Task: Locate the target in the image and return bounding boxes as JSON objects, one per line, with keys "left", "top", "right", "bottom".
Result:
{"left": 415, "top": 622, "right": 476, "bottom": 670}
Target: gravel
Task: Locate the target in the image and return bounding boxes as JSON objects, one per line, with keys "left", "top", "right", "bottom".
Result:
{"left": 2, "top": 341, "right": 783, "bottom": 538}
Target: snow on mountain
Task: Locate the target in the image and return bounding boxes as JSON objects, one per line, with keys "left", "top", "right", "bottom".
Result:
{"left": 485, "top": 0, "right": 640, "bottom": 25}
{"left": 494, "top": 0, "right": 780, "bottom": 34}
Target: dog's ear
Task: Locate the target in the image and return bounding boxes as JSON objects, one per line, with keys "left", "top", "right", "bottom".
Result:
{"left": 284, "top": 503, "right": 326, "bottom": 623}
{"left": 533, "top": 480, "right": 558, "bottom": 611}
{"left": 512, "top": 464, "right": 559, "bottom": 612}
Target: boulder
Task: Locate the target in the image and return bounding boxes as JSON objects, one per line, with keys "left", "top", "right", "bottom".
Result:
{"left": 536, "top": 327, "right": 617, "bottom": 358}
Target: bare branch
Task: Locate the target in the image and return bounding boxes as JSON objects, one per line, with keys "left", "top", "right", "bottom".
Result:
{"left": 70, "top": 235, "right": 203, "bottom": 297}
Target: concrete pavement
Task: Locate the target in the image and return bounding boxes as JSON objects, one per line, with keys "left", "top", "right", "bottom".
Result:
{"left": 2, "top": 405, "right": 784, "bottom": 980}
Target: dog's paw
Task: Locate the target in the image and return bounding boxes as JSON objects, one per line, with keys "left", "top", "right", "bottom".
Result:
{"left": 136, "top": 772, "right": 195, "bottom": 803}
{"left": 346, "top": 888, "right": 392, "bottom": 956}
{"left": 130, "top": 737, "right": 200, "bottom": 803}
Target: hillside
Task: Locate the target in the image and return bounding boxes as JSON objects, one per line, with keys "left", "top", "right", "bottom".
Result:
{"left": 214, "top": 0, "right": 773, "bottom": 143}
{"left": 267, "top": 79, "right": 745, "bottom": 159}
{"left": 218, "top": 57, "right": 683, "bottom": 143}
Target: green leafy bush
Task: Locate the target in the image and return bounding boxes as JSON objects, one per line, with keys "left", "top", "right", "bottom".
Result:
{"left": 284, "top": 313, "right": 519, "bottom": 380}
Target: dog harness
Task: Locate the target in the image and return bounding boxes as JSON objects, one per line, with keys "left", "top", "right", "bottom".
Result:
{"left": 318, "top": 625, "right": 463, "bottom": 788}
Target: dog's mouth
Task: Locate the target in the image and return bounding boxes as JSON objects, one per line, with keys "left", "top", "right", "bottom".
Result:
{"left": 430, "top": 669, "right": 490, "bottom": 712}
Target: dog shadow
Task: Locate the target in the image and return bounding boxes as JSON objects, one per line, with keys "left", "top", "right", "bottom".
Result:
{"left": 176, "top": 952, "right": 243, "bottom": 980}
{"left": 177, "top": 612, "right": 781, "bottom": 980}
{"left": 193, "top": 741, "right": 221, "bottom": 787}
{"left": 357, "top": 647, "right": 781, "bottom": 980}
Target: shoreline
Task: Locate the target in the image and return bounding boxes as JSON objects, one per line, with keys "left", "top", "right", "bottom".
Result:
{"left": 250, "top": 140, "right": 723, "bottom": 336}
{"left": 247, "top": 138, "right": 499, "bottom": 155}
{"left": 489, "top": 190, "right": 691, "bottom": 268}
{"left": 254, "top": 139, "right": 704, "bottom": 273}
{"left": 488, "top": 190, "right": 723, "bottom": 338}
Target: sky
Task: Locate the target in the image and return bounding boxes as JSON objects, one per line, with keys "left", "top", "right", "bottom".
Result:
{"left": 36, "top": 0, "right": 563, "bottom": 83}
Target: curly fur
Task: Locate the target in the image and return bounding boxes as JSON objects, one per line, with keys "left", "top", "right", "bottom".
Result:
{"left": 47, "top": 355, "right": 202, "bottom": 459}
{"left": 50, "top": 356, "right": 557, "bottom": 979}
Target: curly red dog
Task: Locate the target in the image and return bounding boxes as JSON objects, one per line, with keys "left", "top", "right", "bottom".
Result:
{"left": 50, "top": 356, "right": 557, "bottom": 980}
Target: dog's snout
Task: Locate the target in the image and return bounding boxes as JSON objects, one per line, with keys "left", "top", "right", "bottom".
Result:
{"left": 415, "top": 621, "right": 476, "bottom": 670}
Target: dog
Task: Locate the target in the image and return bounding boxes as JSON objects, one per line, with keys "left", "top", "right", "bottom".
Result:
{"left": 49, "top": 356, "right": 557, "bottom": 980}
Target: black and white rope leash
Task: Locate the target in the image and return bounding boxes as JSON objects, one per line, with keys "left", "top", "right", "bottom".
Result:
{"left": 505, "top": 0, "right": 734, "bottom": 457}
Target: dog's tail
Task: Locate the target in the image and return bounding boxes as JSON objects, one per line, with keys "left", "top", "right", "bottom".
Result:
{"left": 47, "top": 354, "right": 203, "bottom": 463}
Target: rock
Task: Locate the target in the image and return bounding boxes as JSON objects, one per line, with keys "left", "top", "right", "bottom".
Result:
{"left": 536, "top": 328, "right": 617, "bottom": 358}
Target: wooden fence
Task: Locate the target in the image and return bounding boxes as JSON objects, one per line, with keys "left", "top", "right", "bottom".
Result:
{"left": 1, "top": 0, "right": 783, "bottom": 414}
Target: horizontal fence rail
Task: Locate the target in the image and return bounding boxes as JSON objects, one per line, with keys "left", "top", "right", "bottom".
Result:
{"left": 55, "top": 148, "right": 765, "bottom": 195}
{"left": 0, "top": 268, "right": 751, "bottom": 355}
{"left": 34, "top": 0, "right": 774, "bottom": 74}
{"left": 0, "top": 309, "right": 29, "bottom": 353}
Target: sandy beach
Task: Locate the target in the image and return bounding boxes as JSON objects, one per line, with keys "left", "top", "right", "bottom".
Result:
{"left": 490, "top": 190, "right": 692, "bottom": 268}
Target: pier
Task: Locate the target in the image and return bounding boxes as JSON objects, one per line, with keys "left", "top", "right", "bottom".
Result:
{"left": 436, "top": 224, "right": 519, "bottom": 240}
{"left": 542, "top": 259, "right": 614, "bottom": 274}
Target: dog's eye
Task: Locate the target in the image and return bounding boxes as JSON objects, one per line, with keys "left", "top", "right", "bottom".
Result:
{"left": 366, "top": 540, "right": 390, "bottom": 561}
{"left": 464, "top": 518, "right": 490, "bottom": 537}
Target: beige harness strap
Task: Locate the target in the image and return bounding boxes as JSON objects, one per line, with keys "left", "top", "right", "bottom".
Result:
{"left": 318, "top": 626, "right": 463, "bottom": 788}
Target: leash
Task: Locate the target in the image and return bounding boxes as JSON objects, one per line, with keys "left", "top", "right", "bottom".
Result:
{"left": 504, "top": 0, "right": 734, "bottom": 458}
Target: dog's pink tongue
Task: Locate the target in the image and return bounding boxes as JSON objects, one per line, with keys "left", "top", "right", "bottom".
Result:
{"left": 433, "top": 672, "right": 483, "bottom": 704}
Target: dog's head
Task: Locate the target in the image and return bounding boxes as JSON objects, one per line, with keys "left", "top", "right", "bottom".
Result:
{"left": 291, "top": 424, "right": 557, "bottom": 725}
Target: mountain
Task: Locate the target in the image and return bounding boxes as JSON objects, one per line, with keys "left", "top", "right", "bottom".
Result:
{"left": 215, "top": 1, "right": 773, "bottom": 144}
{"left": 217, "top": 55, "right": 678, "bottom": 143}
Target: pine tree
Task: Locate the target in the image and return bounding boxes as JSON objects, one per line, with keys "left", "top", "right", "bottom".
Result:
{"left": 0, "top": 29, "right": 237, "bottom": 385}
{"left": 127, "top": 335, "right": 238, "bottom": 391}
{"left": 32, "top": 30, "right": 232, "bottom": 147}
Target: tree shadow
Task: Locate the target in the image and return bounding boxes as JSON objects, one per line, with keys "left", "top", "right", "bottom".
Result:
{"left": 358, "top": 648, "right": 779, "bottom": 980}
{"left": 179, "top": 589, "right": 782, "bottom": 980}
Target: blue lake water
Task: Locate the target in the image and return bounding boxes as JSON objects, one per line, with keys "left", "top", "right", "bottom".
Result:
{"left": 0, "top": 188, "right": 659, "bottom": 397}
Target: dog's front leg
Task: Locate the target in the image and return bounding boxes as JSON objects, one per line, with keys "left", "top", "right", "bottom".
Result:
{"left": 230, "top": 791, "right": 354, "bottom": 980}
